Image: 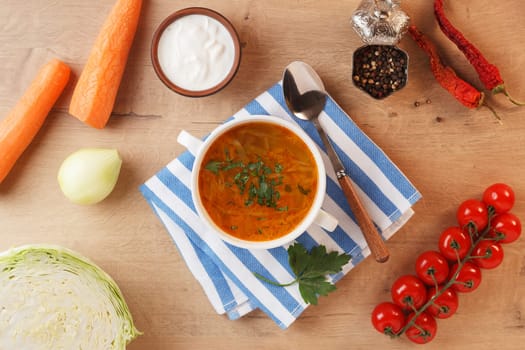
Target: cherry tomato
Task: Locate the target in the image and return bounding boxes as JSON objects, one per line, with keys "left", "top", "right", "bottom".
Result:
{"left": 405, "top": 312, "right": 437, "bottom": 344}
{"left": 472, "top": 240, "right": 504, "bottom": 269}
{"left": 391, "top": 275, "right": 427, "bottom": 310}
{"left": 438, "top": 226, "right": 472, "bottom": 262}
{"left": 483, "top": 183, "right": 515, "bottom": 214}
{"left": 371, "top": 302, "right": 406, "bottom": 336}
{"left": 449, "top": 261, "right": 482, "bottom": 293}
{"left": 489, "top": 212, "right": 522, "bottom": 244}
{"left": 457, "top": 199, "right": 488, "bottom": 232}
{"left": 426, "top": 286, "right": 459, "bottom": 319}
{"left": 415, "top": 251, "right": 450, "bottom": 286}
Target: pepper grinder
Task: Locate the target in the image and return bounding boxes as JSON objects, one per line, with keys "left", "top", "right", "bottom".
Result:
{"left": 351, "top": 0, "right": 410, "bottom": 99}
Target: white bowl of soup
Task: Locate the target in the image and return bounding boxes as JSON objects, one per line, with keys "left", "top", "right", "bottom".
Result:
{"left": 177, "top": 115, "right": 338, "bottom": 249}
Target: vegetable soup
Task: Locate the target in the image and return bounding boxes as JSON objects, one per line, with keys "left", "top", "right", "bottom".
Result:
{"left": 198, "top": 121, "right": 319, "bottom": 242}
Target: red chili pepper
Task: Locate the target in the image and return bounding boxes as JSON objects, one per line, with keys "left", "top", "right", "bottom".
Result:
{"left": 434, "top": 0, "right": 524, "bottom": 106}
{"left": 408, "top": 26, "right": 501, "bottom": 122}
{"left": 408, "top": 26, "right": 481, "bottom": 109}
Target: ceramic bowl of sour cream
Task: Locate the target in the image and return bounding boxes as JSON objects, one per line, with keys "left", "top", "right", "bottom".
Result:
{"left": 151, "top": 7, "right": 241, "bottom": 97}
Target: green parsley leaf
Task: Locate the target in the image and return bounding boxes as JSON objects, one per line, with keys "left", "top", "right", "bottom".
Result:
{"left": 205, "top": 161, "right": 222, "bottom": 174}
{"left": 298, "top": 276, "right": 337, "bottom": 305}
{"left": 294, "top": 244, "right": 351, "bottom": 278}
{"left": 222, "top": 161, "right": 243, "bottom": 171}
{"left": 254, "top": 243, "right": 351, "bottom": 305}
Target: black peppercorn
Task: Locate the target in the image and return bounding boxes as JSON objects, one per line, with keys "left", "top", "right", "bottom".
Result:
{"left": 352, "top": 45, "right": 408, "bottom": 99}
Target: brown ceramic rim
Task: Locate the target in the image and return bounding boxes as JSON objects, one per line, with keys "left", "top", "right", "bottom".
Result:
{"left": 151, "top": 7, "right": 242, "bottom": 98}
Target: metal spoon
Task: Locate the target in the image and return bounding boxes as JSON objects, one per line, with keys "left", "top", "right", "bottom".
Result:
{"left": 282, "top": 61, "right": 389, "bottom": 263}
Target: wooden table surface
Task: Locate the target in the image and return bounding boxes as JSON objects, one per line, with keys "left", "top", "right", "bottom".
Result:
{"left": 1, "top": 1, "right": 524, "bottom": 349}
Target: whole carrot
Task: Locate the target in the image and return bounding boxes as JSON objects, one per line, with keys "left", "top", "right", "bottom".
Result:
{"left": 69, "top": 0, "right": 142, "bottom": 129}
{"left": 0, "top": 59, "right": 71, "bottom": 184}
{"left": 408, "top": 26, "right": 501, "bottom": 122}
{"left": 434, "top": 0, "right": 524, "bottom": 105}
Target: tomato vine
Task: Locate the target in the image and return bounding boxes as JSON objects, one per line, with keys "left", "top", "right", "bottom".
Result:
{"left": 371, "top": 183, "right": 521, "bottom": 344}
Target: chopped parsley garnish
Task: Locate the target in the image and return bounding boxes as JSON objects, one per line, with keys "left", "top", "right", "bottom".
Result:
{"left": 205, "top": 153, "right": 287, "bottom": 210}
{"left": 205, "top": 161, "right": 222, "bottom": 174}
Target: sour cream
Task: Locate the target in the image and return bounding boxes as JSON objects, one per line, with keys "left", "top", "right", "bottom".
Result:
{"left": 157, "top": 14, "right": 236, "bottom": 92}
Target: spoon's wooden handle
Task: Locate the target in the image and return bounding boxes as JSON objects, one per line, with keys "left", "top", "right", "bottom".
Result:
{"left": 338, "top": 175, "right": 390, "bottom": 263}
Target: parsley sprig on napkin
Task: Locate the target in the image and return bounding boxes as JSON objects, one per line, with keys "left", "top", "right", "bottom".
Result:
{"left": 255, "top": 243, "right": 351, "bottom": 305}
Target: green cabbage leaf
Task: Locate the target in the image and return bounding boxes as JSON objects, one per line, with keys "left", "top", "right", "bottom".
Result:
{"left": 0, "top": 244, "right": 140, "bottom": 349}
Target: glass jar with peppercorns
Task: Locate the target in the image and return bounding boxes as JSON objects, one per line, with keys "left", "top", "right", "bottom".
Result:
{"left": 351, "top": 0, "right": 409, "bottom": 99}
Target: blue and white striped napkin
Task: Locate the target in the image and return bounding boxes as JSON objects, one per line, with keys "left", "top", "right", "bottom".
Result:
{"left": 140, "top": 82, "right": 421, "bottom": 329}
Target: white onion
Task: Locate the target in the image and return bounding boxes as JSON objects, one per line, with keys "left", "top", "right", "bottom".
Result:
{"left": 57, "top": 148, "right": 122, "bottom": 205}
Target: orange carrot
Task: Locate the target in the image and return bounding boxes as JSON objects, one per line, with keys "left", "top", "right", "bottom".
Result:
{"left": 69, "top": 0, "right": 142, "bottom": 129}
{"left": 0, "top": 59, "right": 70, "bottom": 184}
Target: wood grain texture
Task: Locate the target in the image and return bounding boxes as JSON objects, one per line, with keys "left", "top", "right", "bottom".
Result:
{"left": 1, "top": 1, "right": 525, "bottom": 349}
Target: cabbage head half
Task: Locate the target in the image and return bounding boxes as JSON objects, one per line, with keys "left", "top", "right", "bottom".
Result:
{"left": 0, "top": 244, "right": 140, "bottom": 349}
